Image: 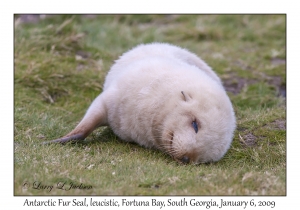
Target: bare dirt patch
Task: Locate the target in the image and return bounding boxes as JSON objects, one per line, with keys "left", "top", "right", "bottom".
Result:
{"left": 272, "top": 119, "right": 286, "bottom": 130}
{"left": 264, "top": 119, "right": 286, "bottom": 131}
{"left": 223, "top": 74, "right": 286, "bottom": 98}
{"left": 223, "top": 76, "right": 257, "bottom": 95}
{"left": 240, "top": 133, "right": 257, "bottom": 146}
{"left": 264, "top": 75, "right": 286, "bottom": 98}
{"left": 271, "top": 58, "right": 286, "bottom": 66}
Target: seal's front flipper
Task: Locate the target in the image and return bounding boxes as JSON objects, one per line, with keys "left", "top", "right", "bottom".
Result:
{"left": 42, "top": 133, "right": 85, "bottom": 145}
{"left": 43, "top": 93, "right": 108, "bottom": 145}
{"left": 42, "top": 120, "right": 97, "bottom": 145}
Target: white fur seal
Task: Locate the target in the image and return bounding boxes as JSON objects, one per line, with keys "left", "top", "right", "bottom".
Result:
{"left": 44, "top": 43, "right": 236, "bottom": 164}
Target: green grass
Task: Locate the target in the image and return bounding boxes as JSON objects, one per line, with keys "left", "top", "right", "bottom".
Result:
{"left": 14, "top": 14, "right": 286, "bottom": 195}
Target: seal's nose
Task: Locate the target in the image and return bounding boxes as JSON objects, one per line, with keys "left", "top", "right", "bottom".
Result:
{"left": 180, "top": 156, "right": 190, "bottom": 164}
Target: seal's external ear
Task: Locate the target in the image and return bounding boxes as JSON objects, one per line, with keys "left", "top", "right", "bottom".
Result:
{"left": 181, "top": 91, "right": 192, "bottom": 102}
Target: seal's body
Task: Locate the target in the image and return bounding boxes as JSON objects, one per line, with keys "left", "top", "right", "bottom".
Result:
{"left": 45, "top": 43, "right": 236, "bottom": 164}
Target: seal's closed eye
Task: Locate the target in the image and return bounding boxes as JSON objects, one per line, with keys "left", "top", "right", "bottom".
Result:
{"left": 181, "top": 91, "right": 192, "bottom": 102}
{"left": 192, "top": 121, "right": 198, "bottom": 133}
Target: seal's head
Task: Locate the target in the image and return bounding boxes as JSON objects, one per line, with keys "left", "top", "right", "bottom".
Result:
{"left": 158, "top": 87, "right": 235, "bottom": 164}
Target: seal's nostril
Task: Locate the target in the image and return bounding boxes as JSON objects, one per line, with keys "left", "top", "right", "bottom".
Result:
{"left": 181, "top": 156, "right": 190, "bottom": 164}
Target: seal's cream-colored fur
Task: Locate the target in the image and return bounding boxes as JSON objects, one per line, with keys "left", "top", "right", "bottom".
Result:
{"left": 47, "top": 43, "right": 236, "bottom": 164}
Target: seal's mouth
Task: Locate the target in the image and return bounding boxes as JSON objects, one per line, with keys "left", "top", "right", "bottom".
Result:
{"left": 167, "top": 131, "right": 190, "bottom": 164}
